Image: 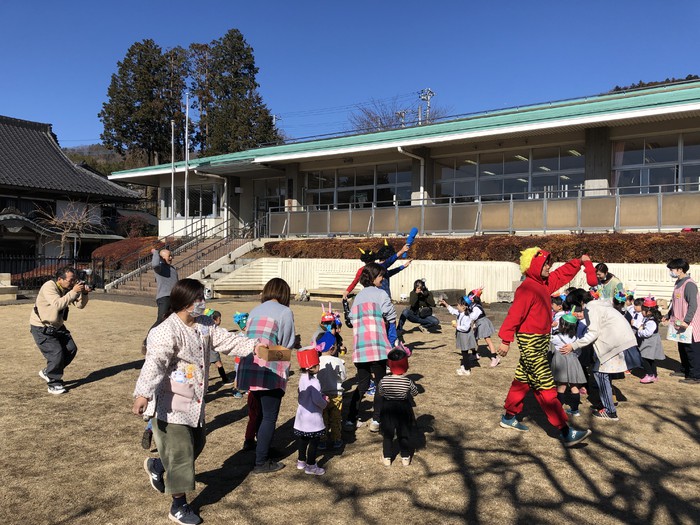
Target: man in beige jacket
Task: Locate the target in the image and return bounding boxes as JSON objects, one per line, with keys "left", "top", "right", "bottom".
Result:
{"left": 29, "top": 266, "right": 89, "bottom": 394}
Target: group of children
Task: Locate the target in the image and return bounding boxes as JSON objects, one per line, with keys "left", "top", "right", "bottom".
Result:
{"left": 548, "top": 287, "right": 666, "bottom": 420}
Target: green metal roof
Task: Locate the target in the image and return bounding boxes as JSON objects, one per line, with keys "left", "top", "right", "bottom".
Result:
{"left": 112, "top": 81, "right": 700, "bottom": 176}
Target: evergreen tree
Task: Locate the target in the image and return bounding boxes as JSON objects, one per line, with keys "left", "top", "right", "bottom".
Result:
{"left": 190, "top": 29, "right": 281, "bottom": 155}
{"left": 99, "top": 40, "right": 188, "bottom": 165}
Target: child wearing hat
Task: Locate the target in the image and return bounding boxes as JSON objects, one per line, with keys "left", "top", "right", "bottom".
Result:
{"left": 315, "top": 331, "right": 347, "bottom": 450}
{"left": 439, "top": 295, "right": 479, "bottom": 376}
{"left": 635, "top": 297, "right": 665, "bottom": 384}
{"left": 549, "top": 313, "right": 587, "bottom": 417}
{"left": 294, "top": 348, "right": 328, "bottom": 475}
{"left": 378, "top": 351, "right": 418, "bottom": 467}
{"left": 466, "top": 288, "right": 500, "bottom": 367}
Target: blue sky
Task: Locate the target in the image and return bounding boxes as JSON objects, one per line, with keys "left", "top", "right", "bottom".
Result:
{"left": 1, "top": 1, "right": 698, "bottom": 147}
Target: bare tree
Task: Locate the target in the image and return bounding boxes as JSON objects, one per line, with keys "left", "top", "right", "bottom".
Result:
{"left": 35, "top": 201, "right": 104, "bottom": 258}
{"left": 349, "top": 96, "right": 451, "bottom": 132}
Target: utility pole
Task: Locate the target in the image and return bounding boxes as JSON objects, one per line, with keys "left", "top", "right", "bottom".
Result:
{"left": 272, "top": 114, "right": 282, "bottom": 127}
{"left": 419, "top": 88, "right": 436, "bottom": 124}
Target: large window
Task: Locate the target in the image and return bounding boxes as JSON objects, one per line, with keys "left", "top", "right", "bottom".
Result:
{"left": 613, "top": 135, "right": 680, "bottom": 193}
{"left": 161, "top": 184, "right": 221, "bottom": 219}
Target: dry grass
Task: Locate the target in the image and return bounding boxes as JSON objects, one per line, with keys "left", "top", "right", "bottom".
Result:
{"left": 1, "top": 297, "right": 699, "bottom": 525}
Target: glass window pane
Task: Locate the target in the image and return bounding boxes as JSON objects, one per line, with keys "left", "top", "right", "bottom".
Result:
{"left": 355, "top": 166, "right": 375, "bottom": 187}
{"left": 434, "top": 159, "right": 454, "bottom": 182}
{"left": 479, "top": 153, "right": 503, "bottom": 177}
{"left": 395, "top": 185, "right": 412, "bottom": 205}
{"left": 375, "top": 187, "right": 394, "bottom": 206}
{"left": 682, "top": 164, "right": 700, "bottom": 191}
{"left": 437, "top": 180, "right": 454, "bottom": 199}
{"left": 337, "top": 168, "right": 354, "bottom": 188}
{"left": 531, "top": 174, "right": 559, "bottom": 198}
{"left": 504, "top": 177, "right": 529, "bottom": 199}
{"left": 479, "top": 178, "right": 503, "bottom": 200}
{"left": 337, "top": 189, "right": 355, "bottom": 205}
{"left": 395, "top": 162, "right": 412, "bottom": 184}
{"left": 647, "top": 166, "right": 677, "bottom": 192}
{"left": 645, "top": 135, "right": 678, "bottom": 164}
{"left": 616, "top": 170, "right": 641, "bottom": 194}
{"left": 504, "top": 152, "right": 529, "bottom": 175}
{"left": 307, "top": 172, "right": 322, "bottom": 190}
{"left": 683, "top": 132, "right": 700, "bottom": 162}
{"left": 559, "top": 172, "right": 585, "bottom": 195}
{"left": 454, "top": 179, "right": 476, "bottom": 199}
{"left": 318, "top": 191, "right": 334, "bottom": 207}
{"left": 614, "top": 140, "right": 643, "bottom": 166}
{"left": 457, "top": 156, "right": 478, "bottom": 177}
{"left": 320, "top": 171, "right": 335, "bottom": 189}
{"left": 532, "top": 147, "right": 559, "bottom": 173}
{"left": 560, "top": 145, "right": 585, "bottom": 170}
{"left": 377, "top": 164, "right": 395, "bottom": 185}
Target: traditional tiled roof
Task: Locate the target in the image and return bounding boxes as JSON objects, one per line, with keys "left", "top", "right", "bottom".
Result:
{"left": 0, "top": 115, "right": 139, "bottom": 201}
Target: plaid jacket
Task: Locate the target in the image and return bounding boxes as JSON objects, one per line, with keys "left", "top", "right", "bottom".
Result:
{"left": 352, "top": 299, "right": 392, "bottom": 363}
{"left": 238, "top": 315, "right": 291, "bottom": 391}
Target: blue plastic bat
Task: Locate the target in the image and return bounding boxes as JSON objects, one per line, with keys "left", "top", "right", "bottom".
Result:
{"left": 402, "top": 227, "right": 419, "bottom": 258}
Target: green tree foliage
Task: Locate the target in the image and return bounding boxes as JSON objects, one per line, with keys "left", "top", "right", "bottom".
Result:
{"left": 190, "top": 29, "right": 281, "bottom": 155}
{"left": 610, "top": 75, "right": 699, "bottom": 93}
{"left": 98, "top": 40, "right": 189, "bottom": 165}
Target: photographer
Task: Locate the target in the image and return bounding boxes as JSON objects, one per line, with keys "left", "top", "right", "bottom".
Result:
{"left": 397, "top": 279, "right": 440, "bottom": 334}
{"left": 29, "top": 266, "right": 89, "bottom": 394}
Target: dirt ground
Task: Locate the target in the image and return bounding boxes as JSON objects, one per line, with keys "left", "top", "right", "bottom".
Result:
{"left": 1, "top": 296, "right": 699, "bottom": 525}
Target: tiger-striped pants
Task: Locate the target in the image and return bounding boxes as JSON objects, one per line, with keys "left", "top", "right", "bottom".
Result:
{"left": 504, "top": 333, "right": 568, "bottom": 429}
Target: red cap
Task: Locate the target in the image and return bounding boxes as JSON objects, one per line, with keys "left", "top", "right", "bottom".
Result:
{"left": 297, "top": 348, "right": 320, "bottom": 369}
{"left": 643, "top": 296, "right": 657, "bottom": 307}
{"left": 388, "top": 357, "right": 409, "bottom": 375}
{"left": 469, "top": 288, "right": 483, "bottom": 298}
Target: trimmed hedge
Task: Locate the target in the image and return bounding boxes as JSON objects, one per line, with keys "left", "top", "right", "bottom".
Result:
{"left": 264, "top": 233, "right": 700, "bottom": 264}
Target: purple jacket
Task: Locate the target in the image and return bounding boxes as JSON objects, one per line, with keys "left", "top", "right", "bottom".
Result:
{"left": 293, "top": 373, "right": 327, "bottom": 433}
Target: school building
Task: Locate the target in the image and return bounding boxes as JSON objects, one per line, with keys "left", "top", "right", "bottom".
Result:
{"left": 109, "top": 81, "right": 700, "bottom": 238}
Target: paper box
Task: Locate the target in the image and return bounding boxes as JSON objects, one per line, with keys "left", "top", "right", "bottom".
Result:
{"left": 257, "top": 345, "right": 292, "bottom": 362}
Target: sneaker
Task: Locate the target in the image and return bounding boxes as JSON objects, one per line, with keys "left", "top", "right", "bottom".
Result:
{"left": 499, "top": 415, "right": 529, "bottom": 432}
{"left": 39, "top": 369, "right": 50, "bottom": 383}
{"left": 369, "top": 419, "right": 380, "bottom": 432}
{"left": 144, "top": 457, "right": 165, "bottom": 493}
{"left": 47, "top": 384, "right": 66, "bottom": 395}
{"left": 592, "top": 409, "right": 619, "bottom": 420}
{"left": 651, "top": 375, "right": 659, "bottom": 383}
{"left": 471, "top": 352, "right": 481, "bottom": 360}
{"left": 317, "top": 441, "right": 328, "bottom": 451}
{"left": 169, "top": 503, "right": 202, "bottom": 525}
{"left": 332, "top": 439, "right": 344, "bottom": 449}
{"left": 561, "top": 428, "right": 592, "bottom": 448}
{"left": 141, "top": 428, "right": 153, "bottom": 450}
{"left": 640, "top": 374, "right": 655, "bottom": 384}
{"left": 679, "top": 378, "right": 700, "bottom": 384}
{"left": 401, "top": 456, "right": 411, "bottom": 467}
{"left": 490, "top": 356, "right": 501, "bottom": 367}
{"left": 366, "top": 381, "right": 376, "bottom": 397}
{"left": 418, "top": 325, "right": 429, "bottom": 333}
{"left": 304, "top": 464, "right": 325, "bottom": 476}
{"left": 456, "top": 367, "right": 471, "bottom": 376}
{"left": 343, "top": 420, "right": 356, "bottom": 431}
{"left": 296, "top": 460, "right": 307, "bottom": 470}
{"left": 233, "top": 390, "right": 245, "bottom": 398}
{"left": 669, "top": 371, "right": 686, "bottom": 377}
{"left": 242, "top": 438, "right": 256, "bottom": 451}
{"left": 565, "top": 408, "right": 581, "bottom": 417}
{"left": 252, "top": 460, "right": 285, "bottom": 474}
{"left": 382, "top": 457, "right": 391, "bottom": 467}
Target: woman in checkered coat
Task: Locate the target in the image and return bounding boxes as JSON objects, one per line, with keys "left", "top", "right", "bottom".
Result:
{"left": 345, "top": 263, "right": 398, "bottom": 432}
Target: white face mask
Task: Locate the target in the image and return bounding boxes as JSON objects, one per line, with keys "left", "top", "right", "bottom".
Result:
{"left": 670, "top": 271, "right": 679, "bottom": 279}
{"left": 189, "top": 300, "right": 207, "bottom": 317}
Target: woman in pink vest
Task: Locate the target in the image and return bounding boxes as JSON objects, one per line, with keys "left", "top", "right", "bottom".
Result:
{"left": 664, "top": 258, "right": 700, "bottom": 384}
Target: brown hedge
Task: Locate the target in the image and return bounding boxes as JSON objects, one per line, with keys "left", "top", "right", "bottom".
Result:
{"left": 264, "top": 233, "right": 700, "bottom": 264}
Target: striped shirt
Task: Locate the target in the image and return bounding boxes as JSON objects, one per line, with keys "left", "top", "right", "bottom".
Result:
{"left": 378, "top": 374, "right": 418, "bottom": 400}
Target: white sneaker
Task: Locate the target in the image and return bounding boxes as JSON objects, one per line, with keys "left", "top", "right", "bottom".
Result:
{"left": 456, "top": 367, "right": 471, "bottom": 376}
{"left": 401, "top": 456, "right": 411, "bottom": 466}
{"left": 490, "top": 356, "right": 501, "bottom": 367}
{"left": 382, "top": 457, "right": 391, "bottom": 467}
{"left": 47, "top": 384, "right": 66, "bottom": 395}
{"left": 39, "top": 369, "right": 50, "bottom": 383}
{"left": 369, "top": 419, "right": 380, "bottom": 432}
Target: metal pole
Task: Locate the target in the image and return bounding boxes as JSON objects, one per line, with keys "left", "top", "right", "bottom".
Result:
{"left": 184, "top": 93, "right": 190, "bottom": 236}
{"left": 170, "top": 119, "right": 175, "bottom": 235}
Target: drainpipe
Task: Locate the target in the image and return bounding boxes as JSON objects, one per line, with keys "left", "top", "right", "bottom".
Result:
{"left": 397, "top": 147, "right": 424, "bottom": 202}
